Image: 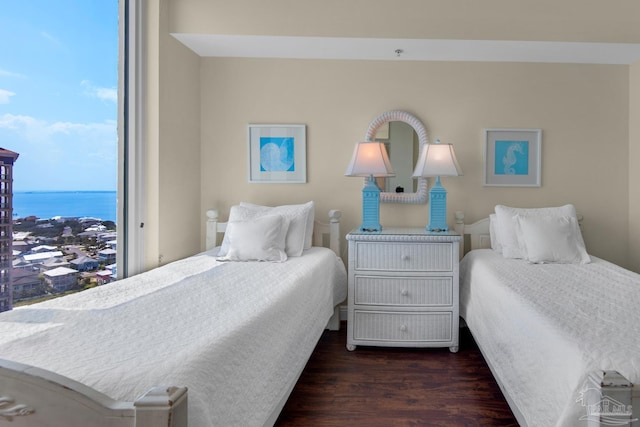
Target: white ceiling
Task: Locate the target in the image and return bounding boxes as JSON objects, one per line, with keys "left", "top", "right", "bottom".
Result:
{"left": 172, "top": 34, "right": 640, "bottom": 65}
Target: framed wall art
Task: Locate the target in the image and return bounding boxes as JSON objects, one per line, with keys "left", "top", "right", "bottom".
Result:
{"left": 247, "top": 124, "right": 306, "bottom": 183}
{"left": 483, "top": 128, "right": 541, "bottom": 187}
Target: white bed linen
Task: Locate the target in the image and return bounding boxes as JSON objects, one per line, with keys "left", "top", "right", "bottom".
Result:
{"left": 0, "top": 247, "right": 347, "bottom": 427}
{"left": 460, "top": 249, "right": 640, "bottom": 427}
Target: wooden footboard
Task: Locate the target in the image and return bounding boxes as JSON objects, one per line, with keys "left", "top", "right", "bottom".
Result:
{"left": 0, "top": 358, "right": 187, "bottom": 427}
{"left": 595, "top": 371, "right": 639, "bottom": 427}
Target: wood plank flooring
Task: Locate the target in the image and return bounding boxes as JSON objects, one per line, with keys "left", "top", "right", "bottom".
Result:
{"left": 275, "top": 324, "right": 518, "bottom": 427}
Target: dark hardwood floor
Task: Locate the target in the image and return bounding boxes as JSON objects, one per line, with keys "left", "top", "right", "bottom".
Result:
{"left": 275, "top": 323, "right": 518, "bottom": 427}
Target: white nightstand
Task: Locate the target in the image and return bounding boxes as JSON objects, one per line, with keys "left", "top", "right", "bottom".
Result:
{"left": 346, "top": 227, "right": 461, "bottom": 352}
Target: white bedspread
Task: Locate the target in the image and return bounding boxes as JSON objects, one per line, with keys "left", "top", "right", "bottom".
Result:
{"left": 460, "top": 249, "right": 640, "bottom": 427}
{"left": 0, "top": 247, "right": 347, "bottom": 427}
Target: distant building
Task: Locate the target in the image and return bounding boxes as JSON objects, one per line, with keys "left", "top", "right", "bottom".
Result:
{"left": 98, "top": 232, "right": 117, "bottom": 243}
{"left": 30, "top": 245, "right": 58, "bottom": 253}
{"left": 98, "top": 248, "right": 117, "bottom": 263}
{"left": 62, "top": 226, "right": 73, "bottom": 237}
{"left": 0, "top": 148, "right": 18, "bottom": 312}
{"left": 51, "top": 216, "right": 79, "bottom": 223}
{"left": 11, "top": 268, "right": 44, "bottom": 300}
{"left": 96, "top": 263, "right": 117, "bottom": 285}
{"left": 22, "top": 251, "right": 64, "bottom": 267}
{"left": 43, "top": 267, "right": 78, "bottom": 293}
{"left": 13, "top": 231, "right": 32, "bottom": 241}
{"left": 40, "top": 257, "right": 71, "bottom": 271}
{"left": 71, "top": 255, "right": 99, "bottom": 272}
{"left": 96, "top": 269, "right": 113, "bottom": 285}
{"left": 12, "top": 258, "right": 31, "bottom": 270}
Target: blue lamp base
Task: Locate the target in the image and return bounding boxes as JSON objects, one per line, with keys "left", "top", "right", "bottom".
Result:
{"left": 427, "top": 176, "right": 448, "bottom": 232}
{"left": 360, "top": 175, "right": 382, "bottom": 233}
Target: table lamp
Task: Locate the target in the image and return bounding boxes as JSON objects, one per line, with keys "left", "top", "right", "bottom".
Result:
{"left": 412, "top": 139, "right": 462, "bottom": 232}
{"left": 345, "top": 141, "right": 395, "bottom": 232}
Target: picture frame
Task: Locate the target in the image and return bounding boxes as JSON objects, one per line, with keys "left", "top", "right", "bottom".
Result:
{"left": 483, "top": 128, "right": 542, "bottom": 187}
{"left": 247, "top": 124, "right": 307, "bottom": 183}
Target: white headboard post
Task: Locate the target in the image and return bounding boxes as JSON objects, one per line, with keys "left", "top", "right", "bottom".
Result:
{"left": 454, "top": 211, "right": 465, "bottom": 258}
{"left": 454, "top": 211, "right": 491, "bottom": 256}
{"left": 205, "top": 209, "right": 219, "bottom": 251}
{"left": 312, "top": 210, "right": 342, "bottom": 257}
{"left": 328, "top": 209, "right": 341, "bottom": 256}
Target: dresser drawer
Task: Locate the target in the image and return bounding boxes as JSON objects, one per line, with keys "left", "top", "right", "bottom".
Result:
{"left": 354, "top": 275, "right": 453, "bottom": 306}
{"left": 353, "top": 311, "right": 453, "bottom": 342}
{"left": 353, "top": 242, "right": 453, "bottom": 272}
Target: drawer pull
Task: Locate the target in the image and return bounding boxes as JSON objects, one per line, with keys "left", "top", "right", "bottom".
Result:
{"left": 401, "top": 255, "right": 410, "bottom": 261}
{"left": 400, "top": 289, "right": 409, "bottom": 296}
{"left": 399, "top": 324, "right": 408, "bottom": 332}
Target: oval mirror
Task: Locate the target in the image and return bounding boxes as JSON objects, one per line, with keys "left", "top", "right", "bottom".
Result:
{"left": 365, "top": 110, "right": 428, "bottom": 204}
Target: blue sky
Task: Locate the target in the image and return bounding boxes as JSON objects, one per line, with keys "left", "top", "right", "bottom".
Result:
{"left": 0, "top": 1, "right": 118, "bottom": 191}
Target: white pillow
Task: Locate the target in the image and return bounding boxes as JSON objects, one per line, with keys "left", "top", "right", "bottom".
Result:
{"left": 494, "top": 204, "right": 577, "bottom": 259}
{"left": 514, "top": 215, "right": 590, "bottom": 264}
{"left": 216, "top": 214, "right": 288, "bottom": 262}
{"left": 489, "top": 214, "right": 502, "bottom": 253}
{"left": 218, "top": 205, "right": 256, "bottom": 257}
{"left": 239, "top": 201, "right": 315, "bottom": 255}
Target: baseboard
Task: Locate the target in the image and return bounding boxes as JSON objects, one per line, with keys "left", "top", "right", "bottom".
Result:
{"left": 339, "top": 305, "right": 347, "bottom": 321}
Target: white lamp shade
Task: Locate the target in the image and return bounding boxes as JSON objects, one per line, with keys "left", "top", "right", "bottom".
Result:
{"left": 412, "top": 142, "right": 463, "bottom": 177}
{"left": 345, "top": 141, "right": 395, "bottom": 177}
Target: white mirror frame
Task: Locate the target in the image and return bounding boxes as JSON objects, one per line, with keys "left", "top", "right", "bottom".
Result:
{"left": 365, "top": 110, "right": 429, "bottom": 204}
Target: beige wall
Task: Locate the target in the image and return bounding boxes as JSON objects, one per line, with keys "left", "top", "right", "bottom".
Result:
{"left": 143, "top": 0, "right": 160, "bottom": 269}
{"left": 144, "top": 0, "right": 201, "bottom": 269}
{"left": 135, "top": 1, "right": 638, "bottom": 272}
{"left": 630, "top": 61, "right": 640, "bottom": 270}
{"left": 200, "top": 58, "right": 630, "bottom": 267}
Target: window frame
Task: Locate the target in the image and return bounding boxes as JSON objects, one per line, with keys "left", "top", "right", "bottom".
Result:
{"left": 117, "top": 0, "right": 145, "bottom": 278}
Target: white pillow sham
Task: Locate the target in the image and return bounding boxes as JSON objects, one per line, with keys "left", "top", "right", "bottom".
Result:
{"left": 494, "top": 204, "right": 577, "bottom": 259}
{"left": 239, "top": 201, "right": 315, "bottom": 255}
{"left": 216, "top": 214, "right": 288, "bottom": 262}
{"left": 489, "top": 214, "right": 502, "bottom": 253}
{"left": 514, "top": 214, "right": 590, "bottom": 264}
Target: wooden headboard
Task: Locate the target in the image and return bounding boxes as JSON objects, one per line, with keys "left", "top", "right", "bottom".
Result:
{"left": 205, "top": 209, "right": 342, "bottom": 257}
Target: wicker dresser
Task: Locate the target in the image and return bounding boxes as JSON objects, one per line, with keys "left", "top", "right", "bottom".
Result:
{"left": 346, "top": 228, "right": 461, "bottom": 352}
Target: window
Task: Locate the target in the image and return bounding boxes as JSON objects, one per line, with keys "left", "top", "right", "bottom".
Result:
{"left": 0, "top": 1, "right": 123, "bottom": 308}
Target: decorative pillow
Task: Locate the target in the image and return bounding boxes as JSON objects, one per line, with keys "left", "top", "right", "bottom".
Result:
{"left": 514, "top": 215, "right": 591, "bottom": 264}
{"left": 217, "top": 205, "right": 255, "bottom": 257}
{"left": 239, "top": 201, "right": 315, "bottom": 255}
{"left": 494, "top": 204, "right": 577, "bottom": 259}
{"left": 489, "top": 214, "right": 502, "bottom": 253}
{"left": 216, "top": 214, "right": 288, "bottom": 262}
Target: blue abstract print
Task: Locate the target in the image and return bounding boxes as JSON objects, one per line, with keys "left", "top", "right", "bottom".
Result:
{"left": 260, "top": 137, "right": 295, "bottom": 172}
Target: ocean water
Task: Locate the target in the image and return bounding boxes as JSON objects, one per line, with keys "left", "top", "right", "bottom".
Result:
{"left": 13, "top": 191, "right": 117, "bottom": 223}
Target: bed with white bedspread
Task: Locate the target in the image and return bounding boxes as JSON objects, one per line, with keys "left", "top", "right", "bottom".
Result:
{"left": 0, "top": 204, "right": 347, "bottom": 427}
{"left": 455, "top": 206, "right": 640, "bottom": 427}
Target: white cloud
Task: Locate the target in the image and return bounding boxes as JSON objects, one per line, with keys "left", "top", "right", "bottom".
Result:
{"left": 41, "top": 31, "right": 60, "bottom": 45}
{"left": 0, "top": 89, "right": 15, "bottom": 104}
{"left": 81, "top": 80, "right": 117, "bottom": 103}
{"left": 0, "top": 113, "right": 116, "bottom": 145}
{"left": 0, "top": 68, "right": 26, "bottom": 79}
{"left": 0, "top": 113, "right": 117, "bottom": 191}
